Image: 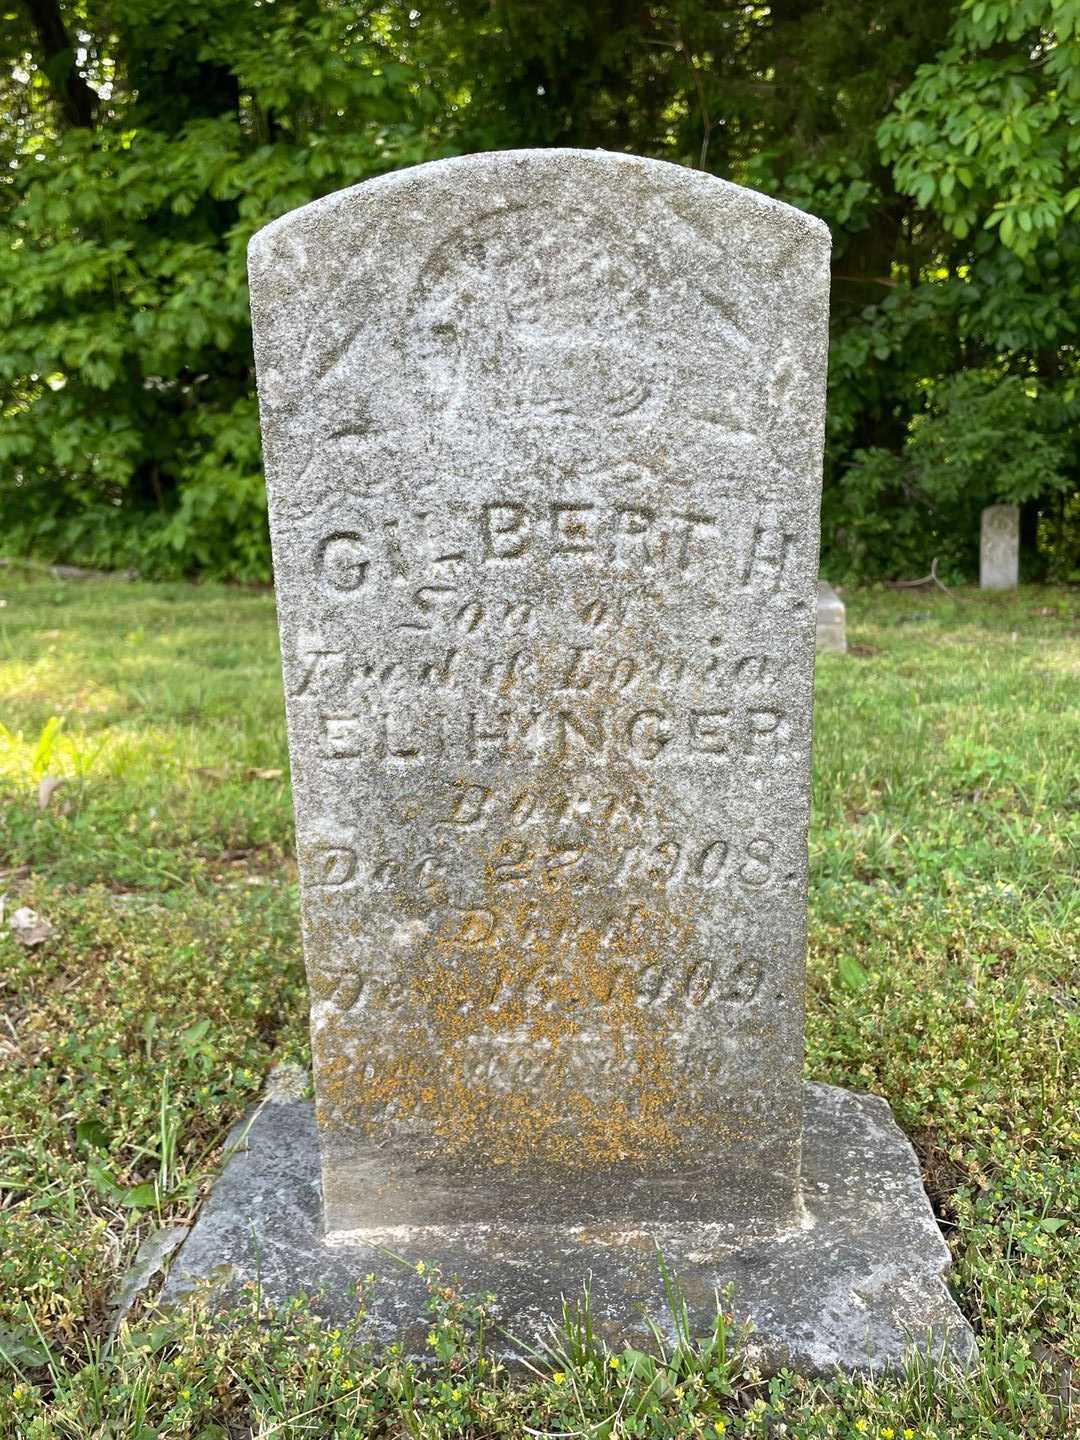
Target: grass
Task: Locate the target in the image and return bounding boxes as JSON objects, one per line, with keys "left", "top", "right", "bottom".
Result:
{"left": 0, "top": 571, "right": 1076, "bottom": 1438}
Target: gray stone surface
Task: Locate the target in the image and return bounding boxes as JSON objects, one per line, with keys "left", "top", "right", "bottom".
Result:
{"left": 162, "top": 1079, "right": 976, "bottom": 1376}
{"left": 249, "top": 149, "right": 830, "bottom": 1233}
{"left": 816, "top": 581, "right": 846, "bottom": 653}
{"left": 980, "top": 505, "right": 1020, "bottom": 589}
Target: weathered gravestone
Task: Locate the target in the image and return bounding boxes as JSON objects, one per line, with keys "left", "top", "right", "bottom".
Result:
{"left": 166, "top": 151, "right": 975, "bottom": 1373}
{"left": 981, "top": 505, "right": 1020, "bottom": 589}
{"left": 816, "top": 581, "right": 847, "bottom": 653}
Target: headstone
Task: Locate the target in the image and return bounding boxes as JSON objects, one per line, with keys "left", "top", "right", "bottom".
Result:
{"left": 816, "top": 581, "right": 846, "bottom": 652}
{"left": 166, "top": 151, "right": 975, "bottom": 1374}
{"left": 256, "top": 148, "right": 827, "bottom": 1237}
{"left": 980, "top": 505, "right": 1020, "bottom": 589}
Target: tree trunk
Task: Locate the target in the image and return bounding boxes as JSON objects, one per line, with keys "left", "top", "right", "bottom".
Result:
{"left": 20, "top": 0, "right": 99, "bottom": 128}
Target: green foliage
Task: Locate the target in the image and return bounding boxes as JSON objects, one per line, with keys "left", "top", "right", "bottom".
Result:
{"left": 1, "top": 0, "right": 1078, "bottom": 579}
{"left": 835, "top": 374, "right": 1078, "bottom": 578}
{"left": 1, "top": 2, "right": 442, "bottom": 580}
{"left": 880, "top": 0, "right": 1080, "bottom": 255}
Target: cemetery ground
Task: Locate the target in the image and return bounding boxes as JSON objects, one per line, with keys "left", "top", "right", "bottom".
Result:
{"left": 0, "top": 574, "right": 1076, "bottom": 1440}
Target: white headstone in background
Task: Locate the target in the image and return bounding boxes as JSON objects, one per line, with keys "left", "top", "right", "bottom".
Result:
{"left": 980, "top": 505, "right": 1020, "bottom": 589}
{"left": 816, "top": 581, "right": 846, "bottom": 652}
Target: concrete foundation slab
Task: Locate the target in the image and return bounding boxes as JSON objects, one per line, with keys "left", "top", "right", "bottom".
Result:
{"left": 163, "top": 1078, "right": 975, "bottom": 1377}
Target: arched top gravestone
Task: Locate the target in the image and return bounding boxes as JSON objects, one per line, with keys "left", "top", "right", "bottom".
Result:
{"left": 163, "top": 153, "right": 975, "bottom": 1375}
{"left": 251, "top": 149, "right": 829, "bottom": 1231}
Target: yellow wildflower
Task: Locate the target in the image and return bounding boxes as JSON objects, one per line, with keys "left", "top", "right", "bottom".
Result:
{"left": 552, "top": 1372, "right": 566, "bottom": 1385}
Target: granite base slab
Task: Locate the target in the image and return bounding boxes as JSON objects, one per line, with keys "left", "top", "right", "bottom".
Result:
{"left": 162, "top": 1079, "right": 975, "bottom": 1376}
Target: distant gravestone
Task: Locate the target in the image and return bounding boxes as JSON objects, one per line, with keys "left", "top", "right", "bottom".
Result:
{"left": 816, "top": 581, "right": 846, "bottom": 652}
{"left": 981, "top": 505, "right": 1020, "bottom": 589}
{"left": 167, "top": 151, "right": 974, "bottom": 1374}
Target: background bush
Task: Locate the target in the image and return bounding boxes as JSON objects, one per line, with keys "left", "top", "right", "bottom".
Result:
{"left": 2, "top": 0, "right": 1078, "bottom": 582}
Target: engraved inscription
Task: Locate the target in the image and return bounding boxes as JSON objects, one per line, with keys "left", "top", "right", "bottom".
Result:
{"left": 357, "top": 823, "right": 790, "bottom": 912}
{"left": 285, "top": 638, "right": 787, "bottom": 701}
{"left": 303, "top": 843, "right": 358, "bottom": 888}
{"left": 313, "top": 500, "right": 797, "bottom": 593}
{"left": 318, "top": 533, "right": 369, "bottom": 593}
{"left": 255, "top": 151, "right": 828, "bottom": 1189}
{"left": 313, "top": 701, "right": 789, "bottom": 766}
{"left": 318, "top": 939, "right": 763, "bottom": 1021}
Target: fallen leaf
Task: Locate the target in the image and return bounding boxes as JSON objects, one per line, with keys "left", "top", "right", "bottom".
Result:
{"left": 9, "top": 906, "right": 55, "bottom": 947}
{"left": 37, "top": 775, "right": 66, "bottom": 810}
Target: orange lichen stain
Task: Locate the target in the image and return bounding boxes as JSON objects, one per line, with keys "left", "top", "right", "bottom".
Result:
{"left": 309, "top": 620, "right": 751, "bottom": 1173}
{"left": 312, "top": 860, "right": 735, "bottom": 1172}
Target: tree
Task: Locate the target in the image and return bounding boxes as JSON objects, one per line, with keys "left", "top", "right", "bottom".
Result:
{"left": 1, "top": 1, "right": 445, "bottom": 577}
{"left": 2, "top": 1, "right": 1077, "bottom": 580}
{"left": 856, "top": 0, "right": 1080, "bottom": 576}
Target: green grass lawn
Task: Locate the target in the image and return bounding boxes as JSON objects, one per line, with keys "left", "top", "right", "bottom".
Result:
{"left": 0, "top": 573, "right": 1076, "bottom": 1438}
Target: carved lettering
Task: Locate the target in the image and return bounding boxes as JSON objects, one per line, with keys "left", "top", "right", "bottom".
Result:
{"left": 319, "top": 712, "right": 367, "bottom": 759}
{"left": 442, "top": 783, "right": 492, "bottom": 826}
{"left": 305, "top": 843, "right": 357, "bottom": 888}
{"left": 626, "top": 709, "right": 671, "bottom": 760}
{"left": 289, "top": 648, "right": 341, "bottom": 697}
{"left": 475, "top": 503, "right": 728, "bottom": 575}
{"left": 740, "top": 519, "right": 794, "bottom": 593}
{"left": 468, "top": 708, "right": 511, "bottom": 761}
{"left": 398, "top": 584, "right": 456, "bottom": 630}
{"left": 613, "top": 505, "right": 657, "bottom": 565}
{"left": 318, "top": 533, "right": 369, "bottom": 593}
{"left": 483, "top": 503, "right": 530, "bottom": 560}
{"left": 555, "top": 708, "right": 605, "bottom": 759}
{"left": 688, "top": 709, "right": 732, "bottom": 756}
{"left": 733, "top": 654, "right": 781, "bottom": 688}
{"left": 557, "top": 647, "right": 593, "bottom": 691}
